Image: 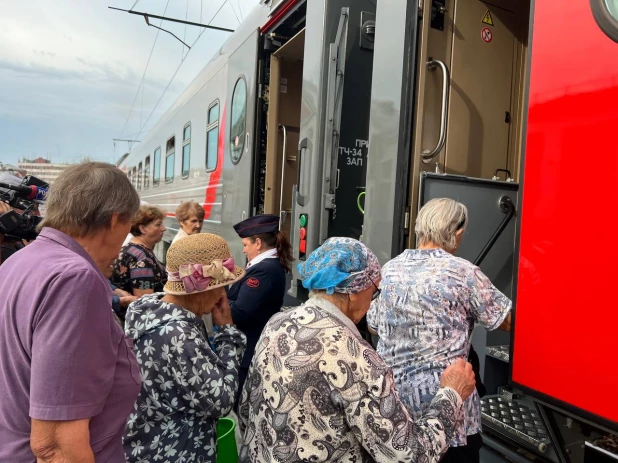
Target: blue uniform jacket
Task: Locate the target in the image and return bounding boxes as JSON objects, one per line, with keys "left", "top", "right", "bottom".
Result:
{"left": 227, "top": 257, "right": 286, "bottom": 369}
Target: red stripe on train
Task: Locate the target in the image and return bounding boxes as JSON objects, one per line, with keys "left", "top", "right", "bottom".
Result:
{"left": 261, "top": 0, "right": 302, "bottom": 34}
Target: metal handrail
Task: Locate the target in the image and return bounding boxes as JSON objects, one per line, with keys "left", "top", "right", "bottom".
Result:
{"left": 295, "top": 138, "right": 308, "bottom": 206}
{"left": 421, "top": 59, "right": 450, "bottom": 163}
{"left": 473, "top": 195, "right": 515, "bottom": 266}
{"left": 278, "top": 124, "right": 288, "bottom": 229}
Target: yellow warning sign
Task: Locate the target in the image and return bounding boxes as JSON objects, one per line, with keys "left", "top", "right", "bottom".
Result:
{"left": 482, "top": 10, "right": 494, "bottom": 26}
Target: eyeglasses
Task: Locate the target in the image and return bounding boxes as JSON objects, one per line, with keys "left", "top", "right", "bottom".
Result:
{"left": 369, "top": 277, "right": 381, "bottom": 301}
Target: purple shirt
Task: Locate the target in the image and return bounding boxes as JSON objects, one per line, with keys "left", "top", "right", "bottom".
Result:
{"left": 0, "top": 228, "right": 141, "bottom": 462}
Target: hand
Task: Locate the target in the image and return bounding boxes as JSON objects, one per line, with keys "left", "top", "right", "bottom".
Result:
{"left": 440, "top": 358, "right": 476, "bottom": 401}
{"left": 498, "top": 312, "right": 512, "bottom": 332}
{"left": 212, "top": 294, "right": 234, "bottom": 326}
{"left": 119, "top": 296, "right": 138, "bottom": 308}
{"left": 113, "top": 287, "right": 132, "bottom": 298}
{"left": 0, "top": 201, "right": 10, "bottom": 215}
{"left": 0, "top": 201, "right": 10, "bottom": 246}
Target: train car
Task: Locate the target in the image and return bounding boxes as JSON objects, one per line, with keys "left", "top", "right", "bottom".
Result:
{"left": 119, "top": 0, "right": 617, "bottom": 461}
{"left": 361, "top": 0, "right": 618, "bottom": 462}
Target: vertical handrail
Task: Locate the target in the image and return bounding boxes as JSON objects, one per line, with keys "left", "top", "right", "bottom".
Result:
{"left": 295, "top": 138, "right": 307, "bottom": 206}
{"left": 421, "top": 59, "right": 450, "bottom": 163}
{"left": 278, "top": 124, "right": 288, "bottom": 229}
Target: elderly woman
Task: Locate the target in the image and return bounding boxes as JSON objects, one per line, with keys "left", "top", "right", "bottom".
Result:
{"left": 112, "top": 205, "right": 167, "bottom": 320}
{"left": 123, "top": 233, "right": 247, "bottom": 462}
{"left": 172, "top": 200, "right": 205, "bottom": 244}
{"left": 239, "top": 237, "right": 476, "bottom": 463}
{"left": 367, "top": 198, "right": 512, "bottom": 463}
{"left": 0, "top": 162, "right": 141, "bottom": 462}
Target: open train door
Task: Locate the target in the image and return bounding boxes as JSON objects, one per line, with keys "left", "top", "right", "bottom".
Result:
{"left": 287, "top": 0, "right": 377, "bottom": 300}
{"left": 220, "top": 29, "right": 260, "bottom": 265}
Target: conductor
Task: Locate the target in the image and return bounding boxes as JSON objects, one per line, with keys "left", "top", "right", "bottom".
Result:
{"left": 228, "top": 214, "right": 293, "bottom": 408}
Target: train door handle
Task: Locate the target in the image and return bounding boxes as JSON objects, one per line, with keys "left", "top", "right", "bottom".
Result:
{"left": 279, "top": 125, "right": 288, "bottom": 229}
{"left": 245, "top": 132, "right": 250, "bottom": 153}
{"left": 421, "top": 59, "right": 450, "bottom": 163}
{"left": 295, "top": 137, "right": 308, "bottom": 207}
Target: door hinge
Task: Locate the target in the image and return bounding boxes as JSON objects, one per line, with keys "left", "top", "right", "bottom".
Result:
{"left": 324, "top": 193, "right": 337, "bottom": 218}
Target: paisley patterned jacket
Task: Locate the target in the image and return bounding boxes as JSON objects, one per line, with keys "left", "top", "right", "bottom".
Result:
{"left": 238, "top": 297, "right": 464, "bottom": 463}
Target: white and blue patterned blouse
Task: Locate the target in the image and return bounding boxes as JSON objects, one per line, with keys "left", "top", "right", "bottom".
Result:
{"left": 366, "top": 248, "right": 511, "bottom": 447}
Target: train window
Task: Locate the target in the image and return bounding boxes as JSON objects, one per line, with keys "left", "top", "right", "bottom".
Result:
{"left": 165, "top": 153, "right": 175, "bottom": 183}
{"left": 208, "top": 103, "right": 219, "bottom": 124}
{"left": 137, "top": 162, "right": 143, "bottom": 191}
{"left": 591, "top": 0, "right": 618, "bottom": 42}
{"left": 166, "top": 135, "right": 175, "bottom": 153}
{"left": 132, "top": 167, "right": 137, "bottom": 188}
{"left": 230, "top": 77, "right": 247, "bottom": 164}
{"left": 144, "top": 156, "right": 150, "bottom": 189}
{"left": 182, "top": 123, "right": 191, "bottom": 179}
{"left": 165, "top": 135, "right": 175, "bottom": 183}
{"left": 206, "top": 100, "right": 219, "bottom": 172}
{"left": 153, "top": 147, "right": 161, "bottom": 186}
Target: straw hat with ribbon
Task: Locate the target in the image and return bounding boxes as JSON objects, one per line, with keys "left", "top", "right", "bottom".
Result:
{"left": 164, "top": 233, "right": 245, "bottom": 295}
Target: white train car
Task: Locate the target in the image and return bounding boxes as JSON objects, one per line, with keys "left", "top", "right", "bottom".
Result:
{"left": 118, "top": 2, "right": 274, "bottom": 264}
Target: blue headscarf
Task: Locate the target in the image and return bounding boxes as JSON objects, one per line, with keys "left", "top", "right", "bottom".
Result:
{"left": 298, "top": 237, "right": 381, "bottom": 294}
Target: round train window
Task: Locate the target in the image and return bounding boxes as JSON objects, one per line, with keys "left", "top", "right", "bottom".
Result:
{"left": 606, "top": 0, "right": 618, "bottom": 18}
{"left": 230, "top": 77, "right": 247, "bottom": 164}
{"left": 591, "top": 0, "right": 618, "bottom": 43}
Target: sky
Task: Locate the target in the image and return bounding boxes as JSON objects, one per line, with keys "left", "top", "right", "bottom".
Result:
{"left": 0, "top": 0, "right": 260, "bottom": 167}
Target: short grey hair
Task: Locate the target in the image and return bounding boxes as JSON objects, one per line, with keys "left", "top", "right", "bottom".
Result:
{"left": 38, "top": 162, "right": 140, "bottom": 237}
{"left": 415, "top": 198, "right": 468, "bottom": 251}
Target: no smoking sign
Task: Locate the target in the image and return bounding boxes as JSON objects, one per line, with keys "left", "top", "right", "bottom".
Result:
{"left": 481, "top": 27, "right": 493, "bottom": 43}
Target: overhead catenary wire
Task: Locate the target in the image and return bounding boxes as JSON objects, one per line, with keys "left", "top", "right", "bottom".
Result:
{"left": 134, "top": 0, "right": 230, "bottom": 140}
{"left": 228, "top": 0, "right": 241, "bottom": 24}
{"left": 129, "top": 0, "right": 139, "bottom": 11}
{"left": 118, "top": 0, "right": 171, "bottom": 139}
{"left": 183, "top": 0, "right": 189, "bottom": 60}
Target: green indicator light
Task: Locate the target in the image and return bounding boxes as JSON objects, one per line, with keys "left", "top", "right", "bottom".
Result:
{"left": 299, "top": 215, "right": 307, "bottom": 227}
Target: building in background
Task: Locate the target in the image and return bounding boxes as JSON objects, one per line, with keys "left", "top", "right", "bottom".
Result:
{"left": 17, "top": 157, "right": 70, "bottom": 185}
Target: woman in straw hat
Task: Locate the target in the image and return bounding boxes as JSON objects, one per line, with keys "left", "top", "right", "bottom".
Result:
{"left": 123, "top": 233, "right": 247, "bottom": 463}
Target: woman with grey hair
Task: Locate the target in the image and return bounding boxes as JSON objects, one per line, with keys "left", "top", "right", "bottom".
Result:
{"left": 239, "top": 237, "right": 476, "bottom": 463}
{"left": 367, "top": 198, "right": 512, "bottom": 463}
{"left": 0, "top": 162, "right": 142, "bottom": 462}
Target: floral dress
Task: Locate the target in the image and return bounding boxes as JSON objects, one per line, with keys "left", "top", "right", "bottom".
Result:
{"left": 123, "top": 294, "right": 247, "bottom": 462}
{"left": 111, "top": 243, "right": 167, "bottom": 318}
